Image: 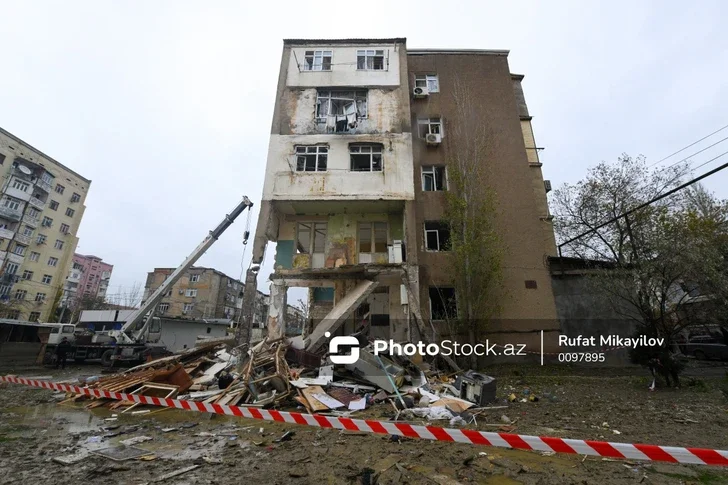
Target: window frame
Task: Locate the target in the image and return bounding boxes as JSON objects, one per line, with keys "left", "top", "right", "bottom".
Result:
{"left": 421, "top": 165, "right": 447, "bottom": 192}
{"left": 356, "top": 49, "right": 385, "bottom": 70}
{"left": 183, "top": 303, "right": 195, "bottom": 312}
{"left": 158, "top": 303, "right": 169, "bottom": 313}
{"left": 418, "top": 117, "right": 443, "bottom": 139}
{"left": 12, "top": 244, "right": 26, "bottom": 256}
{"left": 303, "top": 50, "right": 333, "bottom": 71}
{"left": 35, "top": 292, "right": 46, "bottom": 302}
{"left": 315, "top": 90, "right": 368, "bottom": 123}
{"left": 14, "top": 289, "right": 27, "bottom": 300}
{"left": 190, "top": 274, "right": 200, "bottom": 283}
{"left": 37, "top": 234, "right": 47, "bottom": 244}
{"left": 424, "top": 221, "right": 451, "bottom": 251}
{"left": 65, "top": 208, "right": 75, "bottom": 217}
{"left": 42, "top": 274, "right": 52, "bottom": 284}
{"left": 29, "top": 251, "right": 40, "bottom": 262}
{"left": 415, "top": 74, "right": 440, "bottom": 93}
{"left": 295, "top": 145, "right": 328, "bottom": 172}
{"left": 41, "top": 216, "right": 53, "bottom": 227}
{"left": 55, "top": 184, "right": 65, "bottom": 194}
{"left": 3, "top": 197, "right": 20, "bottom": 211}
{"left": 358, "top": 222, "right": 389, "bottom": 256}
{"left": 349, "top": 144, "right": 384, "bottom": 172}
{"left": 54, "top": 239, "right": 64, "bottom": 250}
{"left": 48, "top": 257, "right": 59, "bottom": 267}
{"left": 295, "top": 222, "right": 327, "bottom": 255}
{"left": 60, "top": 223, "right": 70, "bottom": 234}
{"left": 11, "top": 179, "right": 30, "bottom": 192}
{"left": 185, "top": 289, "right": 198, "bottom": 297}
{"left": 22, "top": 270, "right": 33, "bottom": 280}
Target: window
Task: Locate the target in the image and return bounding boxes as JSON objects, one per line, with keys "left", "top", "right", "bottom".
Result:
{"left": 29, "top": 251, "right": 40, "bottom": 262}
{"left": 190, "top": 274, "right": 200, "bottom": 282}
{"left": 429, "top": 287, "right": 457, "bottom": 320}
{"left": 296, "top": 222, "right": 327, "bottom": 254}
{"left": 11, "top": 179, "right": 30, "bottom": 192}
{"left": 22, "top": 270, "right": 33, "bottom": 280}
{"left": 422, "top": 166, "right": 447, "bottom": 191}
{"left": 415, "top": 74, "right": 440, "bottom": 93}
{"left": 71, "top": 193, "right": 81, "bottom": 203}
{"left": 358, "top": 222, "right": 388, "bottom": 255}
{"left": 35, "top": 292, "right": 46, "bottom": 302}
{"left": 0, "top": 154, "right": 4, "bottom": 164}
{"left": 42, "top": 274, "right": 52, "bottom": 284}
{"left": 350, "top": 144, "right": 383, "bottom": 172}
{"left": 14, "top": 289, "right": 27, "bottom": 300}
{"left": 55, "top": 184, "right": 65, "bottom": 194}
{"left": 12, "top": 244, "right": 26, "bottom": 256}
{"left": 158, "top": 303, "right": 169, "bottom": 313}
{"left": 28, "top": 312, "right": 40, "bottom": 322}
{"left": 185, "top": 289, "right": 197, "bottom": 297}
{"left": 183, "top": 303, "right": 194, "bottom": 312}
{"left": 65, "top": 208, "right": 75, "bottom": 217}
{"left": 303, "top": 50, "right": 332, "bottom": 71}
{"left": 42, "top": 216, "right": 53, "bottom": 227}
{"left": 149, "top": 319, "right": 161, "bottom": 332}
{"left": 316, "top": 90, "right": 367, "bottom": 128}
{"left": 41, "top": 172, "right": 53, "bottom": 184}
{"left": 357, "top": 50, "right": 385, "bottom": 70}
{"left": 6, "top": 262, "right": 19, "bottom": 274}
{"left": 37, "top": 234, "right": 47, "bottom": 244}
{"left": 3, "top": 197, "right": 20, "bottom": 210}
{"left": 60, "top": 223, "right": 70, "bottom": 234}
{"left": 418, "top": 117, "right": 443, "bottom": 138}
{"left": 295, "top": 146, "right": 328, "bottom": 172}
{"left": 27, "top": 207, "right": 40, "bottom": 218}
{"left": 49, "top": 200, "right": 59, "bottom": 211}
{"left": 54, "top": 240, "right": 64, "bottom": 250}
{"left": 48, "top": 257, "right": 58, "bottom": 267}
{"left": 6, "top": 309, "right": 19, "bottom": 319}
{"left": 22, "top": 226, "right": 34, "bottom": 237}
{"left": 424, "top": 221, "right": 451, "bottom": 251}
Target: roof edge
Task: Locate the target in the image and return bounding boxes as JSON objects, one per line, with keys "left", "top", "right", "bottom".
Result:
{"left": 0, "top": 126, "right": 92, "bottom": 184}
{"left": 284, "top": 38, "right": 406, "bottom": 45}
{"left": 407, "top": 49, "right": 509, "bottom": 56}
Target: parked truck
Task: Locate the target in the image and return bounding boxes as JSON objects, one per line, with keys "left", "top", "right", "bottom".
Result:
{"left": 44, "top": 196, "right": 253, "bottom": 367}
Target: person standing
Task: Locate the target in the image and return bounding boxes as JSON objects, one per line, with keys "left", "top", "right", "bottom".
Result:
{"left": 56, "top": 337, "right": 72, "bottom": 370}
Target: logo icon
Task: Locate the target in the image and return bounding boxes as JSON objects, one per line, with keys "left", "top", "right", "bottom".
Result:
{"left": 326, "top": 332, "right": 360, "bottom": 364}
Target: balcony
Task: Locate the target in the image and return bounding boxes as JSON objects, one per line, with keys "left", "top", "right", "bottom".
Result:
{"left": 0, "top": 251, "right": 25, "bottom": 265}
{"left": 34, "top": 178, "right": 52, "bottom": 193}
{"left": 67, "top": 271, "right": 81, "bottom": 284}
{"left": 22, "top": 214, "right": 39, "bottom": 227}
{"left": 15, "top": 233, "right": 31, "bottom": 245}
{"left": 0, "top": 272, "right": 19, "bottom": 284}
{"left": 0, "top": 228, "right": 15, "bottom": 239}
{"left": 29, "top": 196, "right": 46, "bottom": 210}
{"left": 0, "top": 206, "right": 22, "bottom": 222}
{"left": 5, "top": 187, "right": 31, "bottom": 202}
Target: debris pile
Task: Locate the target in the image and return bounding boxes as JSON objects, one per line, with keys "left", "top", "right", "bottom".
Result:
{"left": 64, "top": 337, "right": 502, "bottom": 425}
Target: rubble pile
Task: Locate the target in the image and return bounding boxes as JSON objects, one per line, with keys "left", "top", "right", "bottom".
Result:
{"left": 64, "top": 337, "right": 500, "bottom": 424}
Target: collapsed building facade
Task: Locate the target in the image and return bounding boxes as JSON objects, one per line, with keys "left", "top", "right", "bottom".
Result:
{"left": 242, "top": 38, "right": 560, "bottom": 353}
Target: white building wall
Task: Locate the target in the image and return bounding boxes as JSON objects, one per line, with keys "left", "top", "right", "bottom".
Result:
{"left": 158, "top": 320, "right": 227, "bottom": 352}
{"left": 262, "top": 133, "right": 414, "bottom": 201}
{"left": 286, "top": 45, "right": 401, "bottom": 87}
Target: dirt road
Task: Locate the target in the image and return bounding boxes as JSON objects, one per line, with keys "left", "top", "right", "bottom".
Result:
{"left": 1, "top": 363, "right": 727, "bottom": 484}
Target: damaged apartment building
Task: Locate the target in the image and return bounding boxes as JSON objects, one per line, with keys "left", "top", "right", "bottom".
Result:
{"left": 243, "top": 38, "right": 560, "bottom": 353}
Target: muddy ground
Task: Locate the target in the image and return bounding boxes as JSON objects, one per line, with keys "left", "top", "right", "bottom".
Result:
{"left": 1, "top": 362, "right": 727, "bottom": 484}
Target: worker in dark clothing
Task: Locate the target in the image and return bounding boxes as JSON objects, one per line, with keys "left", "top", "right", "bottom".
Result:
{"left": 56, "top": 337, "right": 72, "bottom": 370}
{"left": 218, "top": 371, "right": 234, "bottom": 390}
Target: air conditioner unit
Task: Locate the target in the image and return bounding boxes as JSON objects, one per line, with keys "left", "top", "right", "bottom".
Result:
{"left": 544, "top": 180, "right": 552, "bottom": 193}
{"left": 178, "top": 289, "right": 184, "bottom": 295}
{"left": 426, "top": 133, "right": 442, "bottom": 146}
{"left": 182, "top": 310, "right": 188, "bottom": 315}
{"left": 413, "top": 86, "right": 429, "bottom": 98}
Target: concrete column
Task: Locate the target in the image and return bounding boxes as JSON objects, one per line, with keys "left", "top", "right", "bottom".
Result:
{"left": 266, "top": 281, "right": 288, "bottom": 341}
{"left": 235, "top": 266, "right": 260, "bottom": 347}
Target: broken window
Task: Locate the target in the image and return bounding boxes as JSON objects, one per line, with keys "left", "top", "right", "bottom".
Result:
{"left": 415, "top": 74, "right": 439, "bottom": 93}
{"left": 422, "top": 166, "right": 447, "bottom": 191}
{"left": 418, "top": 117, "right": 443, "bottom": 138}
{"left": 350, "top": 144, "right": 383, "bottom": 172}
{"left": 316, "top": 90, "right": 367, "bottom": 132}
{"left": 429, "top": 287, "right": 457, "bottom": 320}
{"left": 358, "top": 222, "right": 388, "bottom": 255}
{"left": 424, "top": 221, "right": 451, "bottom": 251}
{"left": 357, "top": 50, "right": 385, "bottom": 70}
{"left": 303, "top": 50, "right": 332, "bottom": 71}
{"left": 296, "top": 222, "right": 327, "bottom": 254}
{"left": 295, "top": 145, "right": 328, "bottom": 172}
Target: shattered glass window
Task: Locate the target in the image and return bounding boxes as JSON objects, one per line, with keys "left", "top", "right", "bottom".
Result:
{"left": 316, "top": 90, "right": 368, "bottom": 121}
{"left": 422, "top": 166, "right": 447, "bottom": 191}
{"left": 357, "top": 50, "right": 385, "bottom": 70}
{"left": 429, "top": 287, "right": 457, "bottom": 320}
{"left": 295, "top": 145, "right": 328, "bottom": 172}
{"left": 350, "top": 144, "right": 383, "bottom": 172}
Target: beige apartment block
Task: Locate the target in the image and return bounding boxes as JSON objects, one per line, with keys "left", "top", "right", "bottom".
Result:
{"left": 0, "top": 127, "right": 90, "bottom": 322}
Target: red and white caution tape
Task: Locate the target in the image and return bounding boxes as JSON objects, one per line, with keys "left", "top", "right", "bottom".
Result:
{"left": 3, "top": 375, "right": 727, "bottom": 467}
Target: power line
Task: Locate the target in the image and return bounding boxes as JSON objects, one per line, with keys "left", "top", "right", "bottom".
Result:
{"left": 648, "top": 123, "right": 728, "bottom": 167}
{"left": 653, "top": 135, "right": 728, "bottom": 173}
{"left": 558, "top": 151, "right": 728, "bottom": 252}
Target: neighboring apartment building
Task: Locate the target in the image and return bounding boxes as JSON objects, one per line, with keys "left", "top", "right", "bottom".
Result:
{"left": 142, "top": 267, "right": 269, "bottom": 325}
{"left": 63, "top": 253, "right": 113, "bottom": 303}
{"left": 0, "top": 127, "right": 90, "bottom": 322}
{"left": 247, "top": 38, "right": 559, "bottom": 351}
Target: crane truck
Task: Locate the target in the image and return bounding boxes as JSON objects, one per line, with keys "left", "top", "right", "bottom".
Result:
{"left": 45, "top": 196, "right": 254, "bottom": 367}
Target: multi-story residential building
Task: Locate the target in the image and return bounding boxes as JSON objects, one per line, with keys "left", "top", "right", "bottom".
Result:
{"left": 0, "top": 127, "right": 90, "bottom": 322}
{"left": 65, "top": 253, "right": 113, "bottom": 301}
{"left": 246, "top": 38, "right": 560, "bottom": 352}
{"left": 142, "top": 267, "right": 269, "bottom": 325}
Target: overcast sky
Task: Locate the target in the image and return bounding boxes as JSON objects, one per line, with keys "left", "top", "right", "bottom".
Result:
{"left": 1, "top": 0, "right": 727, "bottom": 303}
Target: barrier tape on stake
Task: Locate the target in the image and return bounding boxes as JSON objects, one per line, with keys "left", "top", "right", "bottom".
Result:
{"left": 3, "top": 375, "right": 727, "bottom": 467}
